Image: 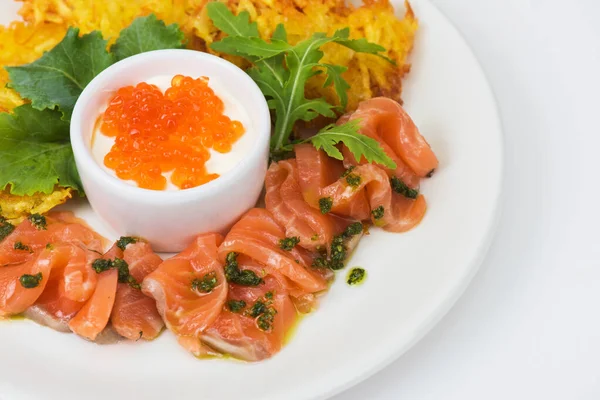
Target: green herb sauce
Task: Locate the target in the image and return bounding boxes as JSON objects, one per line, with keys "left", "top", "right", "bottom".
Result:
{"left": 28, "top": 214, "right": 47, "bottom": 230}
{"left": 224, "top": 252, "right": 263, "bottom": 286}
{"left": 371, "top": 205, "right": 385, "bottom": 220}
{"left": 279, "top": 236, "right": 300, "bottom": 251}
{"left": 345, "top": 173, "right": 362, "bottom": 188}
{"left": 227, "top": 300, "right": 247, "bottom": 313}
{"left": 13, "top": 241, "right": 31, "bottom": 252}
{"left": 191, "top": 271, "right": 218, "bottom": 293}
{"left": 20, "top": 272, "right": 42, "bottom": 288}
{"left": 347, "top": 268, "right": 366, "bottom": 286}
{"left": 390, "top": 176, "right": 419, "bottom": 199}
{"left": 92, "top": 257, "right": 140, "bottom": 289}
{"left": 319, "top": 197, "right": 333, "bottom": 214}
{"left": 116, "top": 236, "right": 138, "bottom": 251}
{"left": 0, "top": 217, "right": 15, "bottom": 242}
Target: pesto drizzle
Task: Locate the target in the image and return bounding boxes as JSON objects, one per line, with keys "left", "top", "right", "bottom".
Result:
{"left": 28, "top": 214, "right": 47, "bottom": 230}
{"left": 224, "top": 252, "right": 263, "bottom": 286}
{"left": 347, "top": 267, "right": 366, "bottom": 286}
{"left": 116, "top": 236, "right": 138, "bottom": 251}
{"left": 319, "top": 197, "right": 333, "bottom": 214}
{"left": 14, "top": 241, "right": 31, "bottom": 252}
{"left": 20, "top": 272, "right": 42, "bottom": 288}
{"left": 371, "top": 205, "right": 385, "bottom": 220}
{"left": 92, "top": 257, "right": 141, "bottom": 289}
{"left": 0, "top": 216, "right": 15, "bottom": 242}
{"left": 312, "top": 222, "right": 363, "bottom": 270}
{"left": 279, "top": 236, "right": 300, "bottom": 251}
{"left": 390, "top": 176, "right": 419, "bottom": 199}
{"left": 191, "top": 271, "right": 218, "bottom": 293}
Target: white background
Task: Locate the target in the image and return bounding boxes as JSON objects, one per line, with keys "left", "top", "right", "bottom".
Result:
{"left": 1, "top": 1, "right": 599, "bottom": 399}
{"left": 336, "top": 0, "right": 600, "bottom": 399}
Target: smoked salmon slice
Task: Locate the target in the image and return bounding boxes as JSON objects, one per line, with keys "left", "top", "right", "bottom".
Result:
{"left": 68, "top": 268, "right": 119, "bottom": 341}
{"left": 0, "top": 248, "right": 56, "bottom": 317}
{"left": 111, "top": 240, "right": 164, "bottom": 340}
{"left": 25, "top": 243, "right": 99, "bottom": 330}
{"left": 202, "top": 257, "right": 297, "bottom": 361}
{"left": 341, "top": 97, "right": 438, "bottom": 180}
{"left": 265, "top": 159, "right": 337, "bottom": 251}
{"left": 295, "top": 144, "right": 371, "bottom": 220}
{"left": 142, "top": 233, "right": 228, "bottom": 353}
{"left": 219, "top": 208, "right": 328, "bottom": 293}
{"left": 0, "top": 212, "right": 105, "bottom": 266}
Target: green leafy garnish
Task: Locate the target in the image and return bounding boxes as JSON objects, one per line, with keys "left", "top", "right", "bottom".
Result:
{"left": 207, "top": 3, "right": 395, "bottom": 165}
{"left": 110, "top": 14, "right": 185, "bottom": 61}
{"left": 6, "top": 28, "right": 113, "bottom": 119}
{"left": 20, "top": 272, "right": 42, "bottom": 289}
{"left": 0, "top": 105, "right": 81, "bottom": 195}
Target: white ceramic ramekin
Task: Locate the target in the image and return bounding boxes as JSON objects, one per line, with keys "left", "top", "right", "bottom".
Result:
{"left": 70, "top": 49, "right": 270, "bottom": 252}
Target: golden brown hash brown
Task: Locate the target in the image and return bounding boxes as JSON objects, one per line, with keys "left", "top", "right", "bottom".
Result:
{"left": 1, "top": 0, "right": 417, "bottom": 113}
{"left": 0, "top": 187, "right": 72, "bottom": 223}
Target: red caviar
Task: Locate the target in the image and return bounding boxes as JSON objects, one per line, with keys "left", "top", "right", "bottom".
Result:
{"left": 101, "top": 75, "right": 245, "bottom": 190}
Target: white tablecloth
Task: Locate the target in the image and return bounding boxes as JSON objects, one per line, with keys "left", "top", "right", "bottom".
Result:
{"left": 337, "top": 0, "right": 600, "bottom": 399}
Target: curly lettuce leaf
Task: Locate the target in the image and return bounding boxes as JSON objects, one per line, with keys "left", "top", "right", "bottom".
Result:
{"left": 110, "top": 14, "right": 186, "bottom": 61}
{"left": 6, "top": 28, "right": 113, "bottom": 119}
{"left": 0, "top": 105, "right": 82, "bottom": 195}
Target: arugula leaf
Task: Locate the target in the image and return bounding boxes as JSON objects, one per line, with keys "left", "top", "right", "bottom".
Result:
{"left": 207, "top": 2, "right": 259, "bottom": 37}
{"left": 333, "top": 28, "right": 396, "bottom": 65}
{"left": 322, "top": 64, "right": 350, "bottom": 110}
{"left": 110, "top": 14, "right": 185, "bottom": 61}
{"left": 6, "top": 28, "right": 113, "bottom": 119}
{"left": 308, "top": 120, "right": 397, "bottom": 169}
{"left": 211, "top": 37, "right": 290, "bottom": 59}
{"left": 207, "top": 4, "right": 392, "bottom": 155}
{"left": 0, "top": 105, "right": 82, "bottom": 195}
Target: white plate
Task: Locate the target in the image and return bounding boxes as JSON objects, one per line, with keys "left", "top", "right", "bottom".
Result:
{"left": 0, "top": 1, "right": 502, "bottom": 399}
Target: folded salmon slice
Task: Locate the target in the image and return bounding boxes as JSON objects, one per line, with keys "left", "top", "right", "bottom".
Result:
{"left": 296, "top": 144, "right": 371, "bottom": 220}
{"left": 68, "top": 268, "right": 119, "bottom": 341}
{"left": 202, "top": 257, "right": 298, "bottom": 361}
{"left": 111, "top": 241, "right": 164, "bottom": 340}
{"left": 142, "top": 233, "right": 228, "bottom": 353}
{"left": 0, "top": 219, "right": 51, "bottom": 265}
{"left": 26, "top": 243, "right": 99, "bottom": 330}
{"left": 354, "top": 97, "right": 439, "bottom": 177}
{"left": 0, "top": 212, "right": 105, "bottom": 266}
{"left": 0, "top": 248, "right": 55, "bottom": 317}
{"left": 266, "top": 159, "right": 338, "bottom": 251}
{"left": 219, "top": 208, "right": 327, "bottom": 293}
{"left": 341, "top": 97, "right": 438, "bottom": 181}
{"left": 321, "top": 163, "right": 427, "bottom": 232}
